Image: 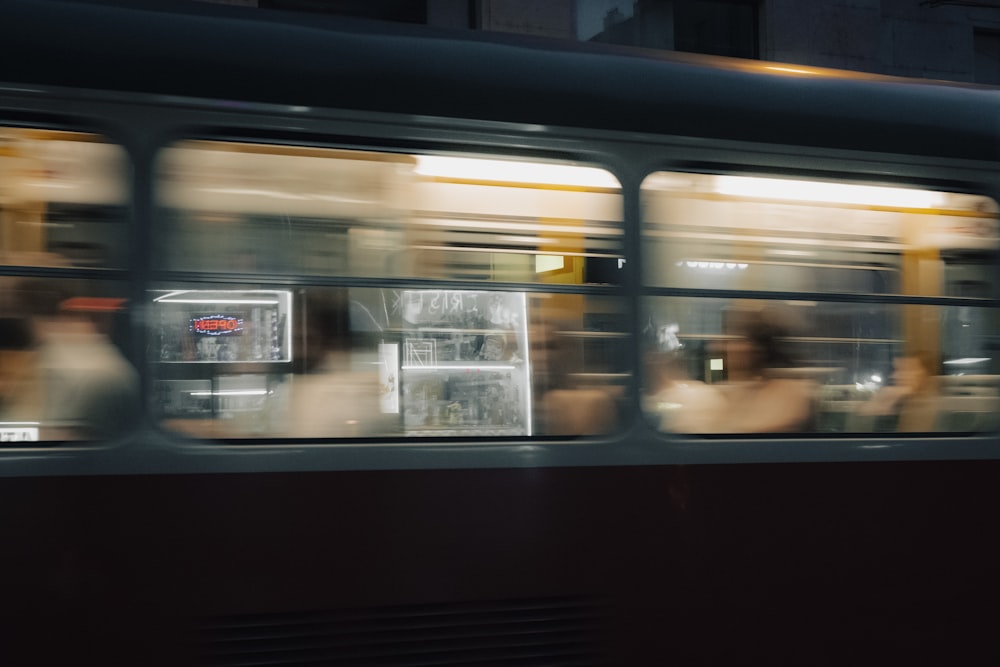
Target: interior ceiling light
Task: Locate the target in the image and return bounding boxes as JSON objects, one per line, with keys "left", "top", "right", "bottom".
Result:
{"left": 714, "top": 175, "right": 947, "bottom": 209}
{"left": 414, "top": 155, "right": 620, "bottom": 189}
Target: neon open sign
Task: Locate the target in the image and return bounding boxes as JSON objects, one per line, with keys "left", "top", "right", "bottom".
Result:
{"left": 190, "top": 314, "right": 244, "bottom": 336}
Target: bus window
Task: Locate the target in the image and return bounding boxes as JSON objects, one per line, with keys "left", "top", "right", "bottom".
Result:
{"left": 0, "top": 127, "right": 139, "bottom": 447}
{"left": 0, "top": 128, "right": 135, "bottom": 444}
{"left": 152, "top": 142, "right": 627, "bottom": 440}
{"left": 641, "top": 171, "right": 1000, "bottom": 435}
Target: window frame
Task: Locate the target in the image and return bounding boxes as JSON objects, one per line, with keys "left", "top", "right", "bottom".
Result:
{"left": 0, "top": 120, "right": 138, "bottom": 447}
{"left": 147, "top": 131, "right": 633, "bottom": 444}
{"left": 637, "top": 164, "right": 1000, "bottom": 439}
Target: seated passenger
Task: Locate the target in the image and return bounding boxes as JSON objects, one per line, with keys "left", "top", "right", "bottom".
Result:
{"left": 709, "top": 306, "right": 816, "bottom": 434}
{"left": 856, "top": 352, "right": 940, "bottom": 432}
{"left": 40, "top": 308, "right": 138, "bottom": 439}
{"left": 16, "top": 281, "right": 139, "bottom": 439}
{"left": 644, "top": 349, "right": 724, "bottom": 433}
{"left": 530, "top": 320, "right": 618, "bottom": 436}
{"left": 279, "top": 292, "right": 385, "bottom": 437}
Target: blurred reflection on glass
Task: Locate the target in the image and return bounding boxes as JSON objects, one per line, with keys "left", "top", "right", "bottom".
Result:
{"left": 152, "top": 288, "right": 628, "bottom": 440}
{"left": 156, "top": 142, "right": 622, "bottom": 284}
{"left": 152, "top": 287, "right": 299, "bottom": 438}
{"left": 0, "top": 128, "right": 127, "bottom": 269}
{"left": 5, "top": 279, "right": 138, "bottom": 440}
{"left": 395, "top": 290, "right": 531, "bottom": 437}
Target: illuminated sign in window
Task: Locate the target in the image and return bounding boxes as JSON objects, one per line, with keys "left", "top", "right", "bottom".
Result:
{"left": 190, "top": 314, "right": 244, "bottom": 336}
{"left": 0, "top": 424, "right": 39, "bottom": 443}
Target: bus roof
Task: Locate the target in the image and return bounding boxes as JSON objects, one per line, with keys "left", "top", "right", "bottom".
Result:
{"left": 3, "top": 0, "right": 999, "bottom": 161}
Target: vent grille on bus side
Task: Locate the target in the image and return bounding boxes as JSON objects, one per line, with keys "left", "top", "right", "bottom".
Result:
{"left": 198, "top": 596, "right": 606, "bottom": 666}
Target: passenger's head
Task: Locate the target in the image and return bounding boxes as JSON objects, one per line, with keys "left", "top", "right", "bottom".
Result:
{"left": 722, "top": 305, "right": 800, "bottom": 379}
{"left": 529, "top": 318, "right": 575, "bottom": 391}
{"left": 893, "top": 352, "right": 937, "bottom": 393}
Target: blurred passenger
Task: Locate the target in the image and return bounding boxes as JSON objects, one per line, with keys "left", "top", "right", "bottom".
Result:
{"left": 530, "top": 320, "right": 617, "bottom": 436}
{"left": 644, "top": 349, "right": 724, "bottom": 433}
{"left": 0, "top": 316, "right": 42, "bottom": 423}
{"left": 280, "top": 291, "right": 385, "bottom": 437}
{"left": 16, "top": 280, "right": 139, "bottom": 439}
{"left": 857, "top": 352, "right": 940, "bottom": 432}
{"left": 709, "top": 306, "right": 816, "bottom": 433}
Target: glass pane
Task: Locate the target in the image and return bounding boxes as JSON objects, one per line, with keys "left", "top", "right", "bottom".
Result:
{"left": 0, "top": 277, "right": 138, "bottom": 442}
{"left": 642, "top": 297, "right": 1000, "bottom": 434}
{"left": 641, "top": 172, "right": 999, "bottom": 296}
{"left": 151, "top": 286, "right": 628, "bottom": 439}
{"left": 0, "top": 128, "right": 128, "bottom": 268}
{"left": 157, "top": 142, "right": 623, "bottom": 284}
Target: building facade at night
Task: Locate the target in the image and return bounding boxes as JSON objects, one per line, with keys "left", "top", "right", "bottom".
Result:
{"left": 207, "top": 0, "right": 1000, "bottom": 84}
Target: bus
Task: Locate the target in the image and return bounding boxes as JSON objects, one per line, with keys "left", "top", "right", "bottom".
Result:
{"left": 1, "top": 0, "right": 999, "bottom": 664}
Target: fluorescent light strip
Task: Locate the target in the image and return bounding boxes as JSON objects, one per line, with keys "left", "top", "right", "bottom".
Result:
{"left": 415, "top": 156, "right": 620, "bottom": 189}
{"left": 153, "top": 290, "right": 281, "bottom": 306}
{"left": 943, "top": 358, "right": 991, "bottom": 365}
{"left": 413, "top": 216, "right": 622, "bottom": 237}
{"left": 197, "top": 187, "right": 372, "bottom": 204}
{"left": 409, "top": 245, "right": 618, "bottom": 258}
{"left": 714, "top": 176, "right": 946, "bottom": 209}
{"left": 153, "top": 290, "right": 190, "bottom": 302}
{"left": 678, "top": 261, "right": 748, "bottom": 270}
